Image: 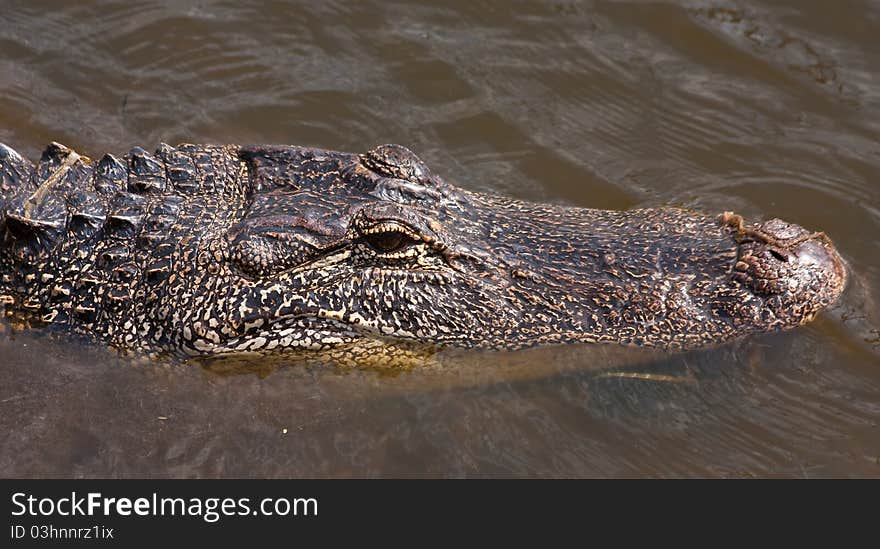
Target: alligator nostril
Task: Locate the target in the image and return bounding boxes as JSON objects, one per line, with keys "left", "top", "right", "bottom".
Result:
{"left": 769, "top": 249, "right": 788, "bottom": 262}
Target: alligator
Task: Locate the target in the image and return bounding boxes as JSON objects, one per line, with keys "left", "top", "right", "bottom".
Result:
{"left": 0, "top": 141, "right": 846, "bottom": 361}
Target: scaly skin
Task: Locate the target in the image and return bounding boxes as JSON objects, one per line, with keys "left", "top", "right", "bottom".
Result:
{"left": 0, "top": 141, "right": 846, "bottom": 359}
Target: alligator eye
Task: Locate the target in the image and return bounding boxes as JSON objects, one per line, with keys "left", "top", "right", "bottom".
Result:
{"left": 363, "top": 230, "right": 418, "bottom": 254}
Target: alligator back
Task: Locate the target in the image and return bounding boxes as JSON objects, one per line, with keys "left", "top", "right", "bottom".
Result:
{"left": 0, "top": 142, "right": 247, "bottom": 351}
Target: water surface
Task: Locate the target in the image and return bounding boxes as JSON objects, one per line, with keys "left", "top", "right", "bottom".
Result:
{"left": 1, "top": 0, "right": 878, "bottom": 477}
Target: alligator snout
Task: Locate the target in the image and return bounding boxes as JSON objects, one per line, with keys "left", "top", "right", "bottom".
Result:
{"left": 726, "top": 215, "right": 846, "bottom": 326}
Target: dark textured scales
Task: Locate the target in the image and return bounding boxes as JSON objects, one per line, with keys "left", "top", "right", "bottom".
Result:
{"left": 0, "top": 141, "right": 846, "bottom": 359}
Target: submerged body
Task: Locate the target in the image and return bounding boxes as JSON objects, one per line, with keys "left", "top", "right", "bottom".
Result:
{"left": 0, "top": 142, "right": 846, "bottom": 359}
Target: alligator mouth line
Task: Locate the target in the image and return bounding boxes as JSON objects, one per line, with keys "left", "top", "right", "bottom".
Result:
{"left": 200, "top": 315, "right": 361, "bottom": 356}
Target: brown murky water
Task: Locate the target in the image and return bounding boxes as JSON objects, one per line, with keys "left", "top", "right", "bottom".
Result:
{"left": 1, "top": 0, "right": 878, "bottom": 477}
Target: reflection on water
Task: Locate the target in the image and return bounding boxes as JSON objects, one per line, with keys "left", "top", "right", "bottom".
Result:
{"left": 1, "top": 0, "right": 878, "bottom": 477}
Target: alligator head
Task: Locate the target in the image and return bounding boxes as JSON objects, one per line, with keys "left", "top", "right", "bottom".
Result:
{"left": 0, "top": 142, "right": 846, "bottom": 358}
{"left": 208, "top": 144, "right": 846, "bottom": 355}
